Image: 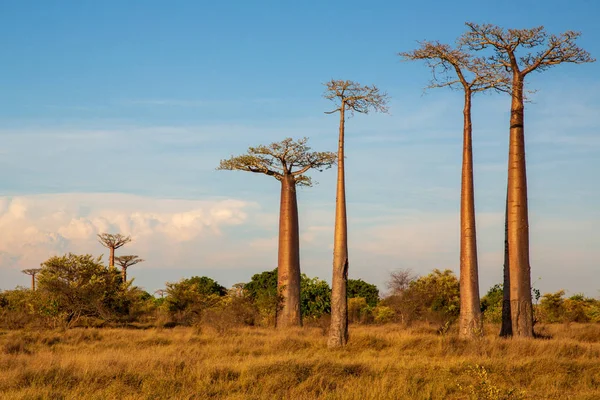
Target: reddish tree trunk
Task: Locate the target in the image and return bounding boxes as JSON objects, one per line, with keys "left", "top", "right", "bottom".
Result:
{"left": 328, "top": 106, "right": 349, "bottom": 348}
{"left": 507, "top": 75, "right": 534, "bottom": 337}
{"left": 109, "top": 247, "right": 115, "bottom": 268}
{"left": 458, "top": 91, "right": 482, "bottom": 338}
{"left": 276, "top": 174, "right": 302, "bottom": 328}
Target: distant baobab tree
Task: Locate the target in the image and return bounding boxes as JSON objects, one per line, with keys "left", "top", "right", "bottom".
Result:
{"left": 97, "top": 233, "right": 132, "bottom": 268}
{"left": 323, "top": 80, "right": 389, "bottom": 347}
{"left": 22, "top": 268, "right": 42, "bottom": 291}
{"left": 462, "top": 23, "right": 595, "bottom": 337}
{"left": 400, "top": 41, "right": 509, "bottom": 338}
{"left": 115, "top": 255, "right": 144, "bottom": 283}
{"left": 218, "top": 137, "right": 336, "bottom": 328}
{"left": 154, "top": 289, "right": 166, "bottom": 298}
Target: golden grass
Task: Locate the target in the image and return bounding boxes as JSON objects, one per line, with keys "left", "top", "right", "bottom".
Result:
{"left": 1, "top": 323, "right": 599, "bottom": 399}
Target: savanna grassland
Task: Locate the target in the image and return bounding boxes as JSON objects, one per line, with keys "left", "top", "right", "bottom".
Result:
{"left": 1, "top": 323, "right": 600, "bottom": 400}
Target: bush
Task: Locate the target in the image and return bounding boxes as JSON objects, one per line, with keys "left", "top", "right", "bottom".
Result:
{"left": 373, "top": 306, "right": 395, "bottom": 324}
{"left": 481, "top": 284, "right": 503, "bottom": 324}
{"left": 382, "top": 269, "right": 459, "bottom": 326}
{"left": 348, "top": 297, "right": 373, "bottom": 324}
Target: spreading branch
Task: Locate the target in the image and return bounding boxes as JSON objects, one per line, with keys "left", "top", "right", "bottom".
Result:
{"left": 115, "top": 255, "right": 144, "bottom": 270}
{"left": 400, "top": 40, "right": 510, "bottom": 94}
{"left": 461, "top": 23, "right": 595, "bottom": 77}
{"left": 97, "top": 233, "right": 132, "bottom": 250}
{"left": 323, "top": 80, "right": 389, "bottom": 115}
{"left": 217, "top": 137, "right": 336, "bottom": 186}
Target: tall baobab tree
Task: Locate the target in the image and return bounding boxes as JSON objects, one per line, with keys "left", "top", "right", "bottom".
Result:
{"left": 218, "top": 137, "right": 336, "bottom": 328}
{"left": 462, "top": 23, "right": 595, "bottom": 337}
{"left": 400, "top": 42, "right": 509, "bottom": 338}
{"left": 323, "top": 80, "right": 389, "bottom": 347}
{"left": 97, "top": 233, "right": 132, "bottom": 268}
{"left": 22, "top": 268, "right": 42, "bottom": 291}
{"left": 115, "top": 255, "right": 144, "bottom": 283}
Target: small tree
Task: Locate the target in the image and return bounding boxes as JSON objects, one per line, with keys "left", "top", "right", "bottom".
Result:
{"left": 22, "top": 268, "right": 42, "bottom": 291}
{"left": 218, "top": 138, "right": 336, "bottom": 328}
{"left": 324, "top": 79, "right": 389, "bottom": 347}
{"left": 347, "top": 278, "right": 379, "bottom": 307}
{"left": 164, "top": 276, "right": 227, "bottom": 325}
{"left": 462, "top": 23, "right": 595, "bottom": 337}
{"left": 37, "top": 253, "right": 125, "bottom": 326}
{"left": 115, "top": 255, "right": 144, "bottom": 283}
{"left": 400, "top": 40, "right": 508, "bottom": 338}
{"left": 97, "top": 233, "right": 132, "bottom": 268}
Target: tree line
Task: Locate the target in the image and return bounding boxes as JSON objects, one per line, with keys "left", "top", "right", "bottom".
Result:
{"left": 2, "top": 23, "right": 595, "bottom": 343}
{"left": 4, "top": 251, "right": 599, "bottom": 331}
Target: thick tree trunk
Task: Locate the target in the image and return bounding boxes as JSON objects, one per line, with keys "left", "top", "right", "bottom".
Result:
{"left": 109, "top": 247, "right": 115, "bottom": 269}
{"left": 122, "top": 267, "right": 127, "bottom": 284}
{"left": 31, "top": 274, "right": 36, "bottom": 291}
{"left": 507, "top": 76, "right": 534, "bottom": 337}
{"left": 500, "top": 192, "right": 513, "bottom": 337}
{"left": 458, "top": 92, "right": 482, "bottom": 338}
{"left": 276, "top": 174, "right": 302, "bottom": 328}
{"left": 328, "top": 107, "right": 349, "bottom": 348}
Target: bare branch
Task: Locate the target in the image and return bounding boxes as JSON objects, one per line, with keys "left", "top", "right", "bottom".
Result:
{"left": 400, "top": 40, "right": 510, "bottom": 94}
{"left": 97, "top": 233, "right": 132, "bottom": 250}
{"left": 323, "top": 79, "right": 390, "bottom": 116}
{"left": 461, "top": 23, "right": 595, "bottom": 78}
{"left": 22, "top": 268, "right": 42, "bottom": 276}
{"left": 115, "top": 255, "right": 144, "bottom": 270}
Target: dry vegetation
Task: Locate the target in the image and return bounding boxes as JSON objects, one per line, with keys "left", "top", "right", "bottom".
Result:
{"left": 1, "top": 323, "right": 599, "bottom": 399}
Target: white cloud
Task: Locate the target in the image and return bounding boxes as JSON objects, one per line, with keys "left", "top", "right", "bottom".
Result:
{"left": 0, "top": 193, "right": 257, "bottom": 272}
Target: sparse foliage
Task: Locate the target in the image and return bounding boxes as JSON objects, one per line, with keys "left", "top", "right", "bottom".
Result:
{"left": 115, "top": 255, "right": 144, "bottom": 283}
{"left": 97, "top": 233, "right": 132, "bottom": 268}
{"left": 218, "top": 137, "right": 336, "bottom": 187}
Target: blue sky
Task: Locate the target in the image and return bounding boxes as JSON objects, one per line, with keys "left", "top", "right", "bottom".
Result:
{"left": 0, "top": 1, "right": 598, "bottom": 297}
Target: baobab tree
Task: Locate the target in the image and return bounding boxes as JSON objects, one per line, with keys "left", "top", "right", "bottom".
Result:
{"left": 400, "top": 42, "right": 509, "bottom": 338}
{"left": 22, "top": 268, "right": 42, "bottom": 291}
{"left": 323, "top": 80, "right": 389, "bottom": 347}
{"left": 97, "top": 233, "right": 131, "bottom": 268}
{"left": 462, "top": 23, "right": 595, "bottom": 337}
{"left": 218, "top": 137, "right": 336, "bottom": 328}
{"left": 115, "top": 255, "right": 144, "bottom": 283}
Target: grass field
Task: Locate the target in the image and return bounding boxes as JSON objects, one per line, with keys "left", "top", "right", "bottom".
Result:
{"left": 1, "top": 323, "right": 599, "bottom": 399}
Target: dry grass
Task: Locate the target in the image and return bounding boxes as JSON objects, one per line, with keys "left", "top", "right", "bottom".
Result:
{"left": 0, "top": 323, "right": 599, "bottom": 399}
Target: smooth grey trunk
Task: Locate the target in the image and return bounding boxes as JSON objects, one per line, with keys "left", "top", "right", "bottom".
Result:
{"left": 507, "top": 76, "right": 534, "bottom": 337}
{"left": 328, "top": 106, "right": 349, "bottom": 348}
{"left": 458, "top": 91, "right": 482, "bottom": 338}
{"left": 276, "top": 174, "right": 302, "bottom": 328}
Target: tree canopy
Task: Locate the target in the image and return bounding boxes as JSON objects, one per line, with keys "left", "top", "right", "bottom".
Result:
{"left": 218, "top": 137, "right": 336, "bottom": 187}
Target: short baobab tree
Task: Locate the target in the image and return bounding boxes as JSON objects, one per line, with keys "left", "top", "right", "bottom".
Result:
{"left": 462, "top": 23, "right": 595, "bottom": 337}
{"left": 22, "top": 268, "right": 42, "bottom": 291}
{"left": 323, "top": 80, "right": 389, "bottom": 348}
{"left": 115, "top": 255, "right": 144, "bottom": 283}
{"left": 97, "top": 233, "right": 132, "bottom": 268}
{"left": 400, "top": 41, "right": 509, "bottom": 338}
{"left": 218, "top": 137, "right": 336, "bottom": 328}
